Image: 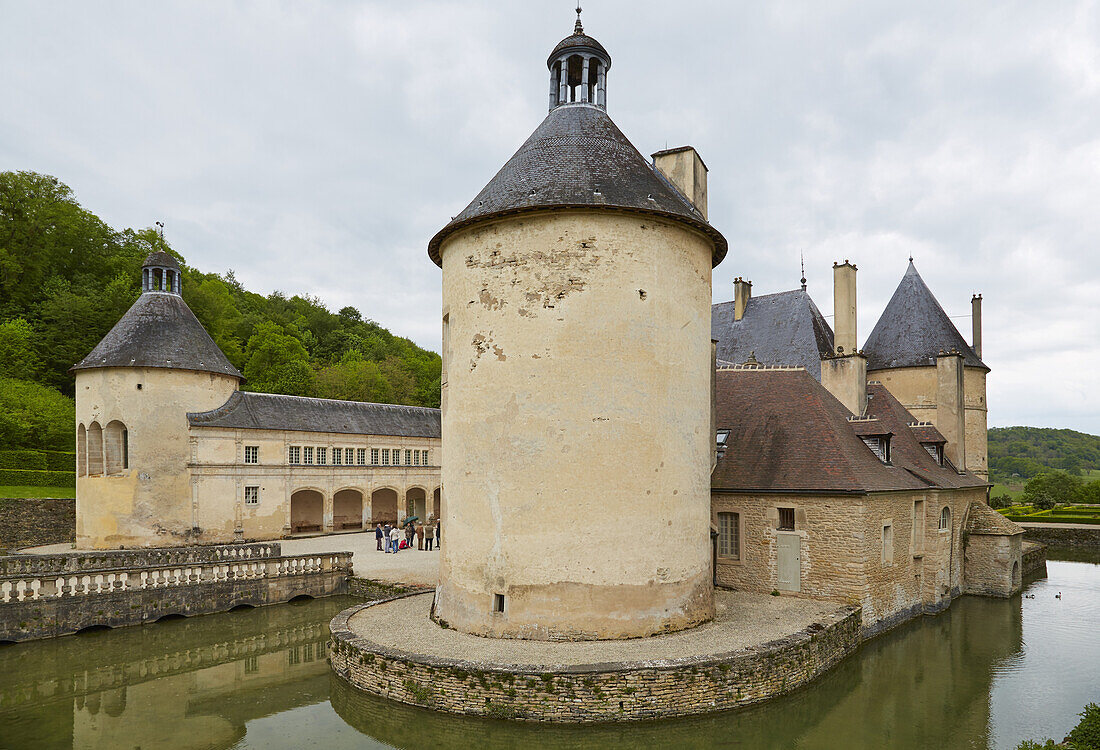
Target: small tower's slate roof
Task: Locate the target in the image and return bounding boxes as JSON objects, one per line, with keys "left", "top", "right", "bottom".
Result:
{"left": 71, "top": 292, "right": 242, "bottom": 379}
{"left": 864, "top": 261, "right": 987, "bottom": 371}
{"left": 188, "top": 391, "right": 441, "bottom": 438}
{"left": 428, "top": 103, "right": 727, "bottom": 266}
{"left": 143, "top": 250, "right": 180, "bottom": 270}
{"left": 548, "top": 31, "right": 610, "bottom": 64}
{"left": 966, "top": 501, "right": 1024, "bottom": 536}
{"left": 711, "top": 289, "right": 834, "bottom": 380}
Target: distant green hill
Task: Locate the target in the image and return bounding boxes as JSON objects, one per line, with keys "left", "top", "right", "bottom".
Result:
{"left": 989, "top": 426, "right": 1100, "bottom": 480}
{"left": 0, "top": 170, "right": 440, "bottom": 452}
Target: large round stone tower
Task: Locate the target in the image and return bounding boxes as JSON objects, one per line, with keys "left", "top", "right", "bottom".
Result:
{"left": 429, "top": 15, "right": 727, "bottom": 640}
{"left": 71, "top": 251, "right": 242, "bottom": 548}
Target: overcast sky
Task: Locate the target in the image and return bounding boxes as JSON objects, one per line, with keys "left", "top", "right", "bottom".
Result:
{"left": 2, "top": 1, "right": 1098, "bottom": 433}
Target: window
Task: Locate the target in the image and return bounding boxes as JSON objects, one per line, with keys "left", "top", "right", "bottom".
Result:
{"left": 333, "top": 448, "right": 342, "bottom": 465}
{"left": 493, "top": 593, "right": 505, "bottom": 613}
{"left": 244, "top": 656, "right": 259, "bottom": 674}
{"left": 371, "top": 448, "right": 379, "bottom": 465}
{"left": 923, "top": 443, "right": 942, "bottom": 465}
{"left": 716, "top": 429, "right": 731, "bottom": 458}
{"left": 862, "top": 436, "right": 891, "bottom": 463}
{"left": 245, "top": 486, "right": 259, "bottom": 505}
{"left": 413, "top": 450, "right": 420, "bottom": 466}
{"left": 912, "top": 500, "right": 925, "bottom": 553}
{"left": 288, "top": 446, "right": 301, "bottom": 464}
{"left": 882, "top": 523, "right": 894, "bottom": 565}
{"left": 288, "top": 646, "right": 301, "bottom": 666}
{"left": 405, "top": 449, "right": 412, "bottom": 466}
{"left": 346, "top": 448, "right": 355, "bottom": 465}
{"left": 422, "top": 450, "right": 431, "bottom": 466}
{"left": 778, "top": 507, "right": 795, "bottom": 531}
{"left": 939, "top": 506, "right": 951, "bottom": 531}
{"left": 303, "top": 447, "right": 314, "bottom": 465}
{"left": 317, "top": 447, "right": 327, "bottom": 465}
{"left": 244, "top": 445, "right": 258, "bottom": 464}
{"left": 357, "top": 448, "right": 367, "bottom": 466}
{"left": 718, "top": 512, "right": 740, "bottom": 559}
{"left": 382, "top": 449, "right": 390, "bottom": 466}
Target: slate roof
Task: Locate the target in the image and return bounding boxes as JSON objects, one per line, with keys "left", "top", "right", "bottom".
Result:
{"left": 143, "top": 250, "right": 180, "bottom": 270}
{"left": 71, "top": 292, "right": 242, "bottom": 379}
{"left": 548, "top": 31, "right": 610, "bottom": 64}
{"left": 863, "top": 261, "right": 987, "bottom": 371}
{"left": 427, "top": 103, "right": 727, "bottom": 266}
{"left": 712, "top": 369, "right": 987, "bottom": 494}
{"left": 711, "top": 289, "right": 835, "bottom": 380}
{"left": 188, "top": 391, "right": 441, "bottom": 438}
{"left": 966, "top": 501, "right": 1024, "bottom": 536}
{"left": 909, "top": 423, "right": 947, "bottom": 444}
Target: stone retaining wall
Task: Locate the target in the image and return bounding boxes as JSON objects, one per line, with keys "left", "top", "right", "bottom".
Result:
{"left": 328, "top": 595, "right": 862, "bottom": 723}
{"left": 0, "top": 498, "right": 74, "bottom": 552}
{"left": 1022, "top": 541, "right": 1047, "bottom": 576}
{"left": 1022, "top": 525, "right": 1100, "bottom": 548}
{"left": 348, "top": 577, "right": 428, "bottom": 600}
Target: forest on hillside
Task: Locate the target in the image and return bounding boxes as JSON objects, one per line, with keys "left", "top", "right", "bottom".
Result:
{"left": 0, "top": 170, "right": 440, "bottom": 452}
{"left": 989, "top": 426, "right": 1100, "bottom": 480}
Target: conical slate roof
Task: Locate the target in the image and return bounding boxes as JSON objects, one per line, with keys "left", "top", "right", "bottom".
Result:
{"left": 71, "top": 292, "right": 242, "bottom": 379}
{"left": 863, "top": 262, "right": 987, "bottom": 371}
{"left": 427, "top": 103, "right": 727, "bottom": 266}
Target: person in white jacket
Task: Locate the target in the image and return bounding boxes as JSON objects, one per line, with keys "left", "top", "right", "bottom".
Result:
{"left": 389, "top": 525, "right": 402, "bottom": 553}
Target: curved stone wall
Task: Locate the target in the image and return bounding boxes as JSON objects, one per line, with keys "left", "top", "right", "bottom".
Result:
{"left": 328, "top": 595, "right": 862, "bottom": 723}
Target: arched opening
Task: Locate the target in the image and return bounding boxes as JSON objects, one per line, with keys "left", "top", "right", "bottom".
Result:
{"left": 77, "top": 423, "right": 87, "bottom": 477}
{"left": 155, "top": 613, "right": 186, "bottom": 623}
{"left": 86, "top": 422, "right": 104, "bottom": 476}
{"left": 1012, "top": 561, "right": 1021, "bottom": 588}
{"left": 370, "top": 488, "right": 398, "bottom": 525}
{"left": 333, "top": 489, "right": 364, "bottom": 530}
{"left": 104, "top": 420, "right": 128, "bottom": 475}
{"left": 939, "top": 506, "right": 951, "bottom": 531}
{"left": 290, "top": 489, "right": 324, "bottom": 534}
{"left": 288, "top": 594, "right": 314, "bottom": 604}
{"left": 75, "top": 624, "right": 112, "bottom": 635}
{"left": 433, "top": 487, "right": 441, "bottom": 520}
{"left": 229, "top": 603, "right": 255, "bottom": 612}
{"left": 407, "top": 487, "right": 427, "bottom": 522}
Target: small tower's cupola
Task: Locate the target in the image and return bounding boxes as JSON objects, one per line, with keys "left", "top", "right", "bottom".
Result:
{"left": 547, "top": 7, "right": 611, "bottom": 111}
{"left": 142, "top": 250, "right": 182, "bottom": 295}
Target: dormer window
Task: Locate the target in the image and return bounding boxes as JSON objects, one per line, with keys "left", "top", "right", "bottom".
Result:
{"left": 923, "top": 443, "right": 943, "bottom": 466}
{"left": 716, "top": 429, "right": 730, "bottom": 458}
{"left": 862, "top": 435, "right": 891, "bottom": 463}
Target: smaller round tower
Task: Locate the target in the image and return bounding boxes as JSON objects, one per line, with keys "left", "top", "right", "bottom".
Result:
{"left": 71, "top": 251, "right": 242, "bottom": 548}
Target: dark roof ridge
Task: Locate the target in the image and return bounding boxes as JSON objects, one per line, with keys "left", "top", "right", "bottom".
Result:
{"left": 223, "top": 391, "right": 440, "bottom": 413}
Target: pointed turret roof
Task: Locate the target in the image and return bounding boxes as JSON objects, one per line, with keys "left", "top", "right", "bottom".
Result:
{"left": 428, "top": 104, "right": 726, "bottom": 266}
{"left": 863, "top": 261, "right": 987, "bottom": 371}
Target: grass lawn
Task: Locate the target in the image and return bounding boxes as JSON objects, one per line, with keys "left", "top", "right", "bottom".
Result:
{"left": 990, "top": 482, "right": 1025, "bottom": 500}
{"left": 0, "top": 485, "right": 76, "bottom": 499}
{"left": 999, "top": 503, "right": 1100, "bottom": 525}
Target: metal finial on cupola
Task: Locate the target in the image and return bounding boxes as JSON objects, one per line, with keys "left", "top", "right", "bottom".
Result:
{"left": 575, "top": 4, "right": 584, "bottom": 34}
{"left": 547, "top": 8, "right": 611, "bottom": 111}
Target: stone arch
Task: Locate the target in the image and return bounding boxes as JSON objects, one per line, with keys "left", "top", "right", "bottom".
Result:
{"left": 406, "top": 486, "right": 428, "bottom": 521}
{"left": 104, "top": 420, "right": 128, "bottom": 475}
{"left": 86, "top": 422, "right": 104, "bottom": 476}
{"left": 333, "top": 488, "right": 364, "bottom": 531}
{"left": 1012, "top": 560, "right": 1021, "bottom": 588}
{"left": 290, "top": 489, "right": 324, "bottom": 534}
{"left": 370, "top": 487, "right": 399, "bottom": 525}
{"left": 77, "top": 423, "right": 87, "bottom": 477}
{"left": 433, "top": 486, "right": 441, "bottom": 521}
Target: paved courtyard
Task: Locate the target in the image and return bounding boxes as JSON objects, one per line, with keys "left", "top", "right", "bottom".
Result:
{"left": 281, "top": 530, "right": 440, "bottom": 586}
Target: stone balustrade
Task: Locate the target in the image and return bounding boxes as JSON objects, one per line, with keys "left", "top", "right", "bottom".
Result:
{"left": 0, "top": 544, "right": 351, "bottom": 642}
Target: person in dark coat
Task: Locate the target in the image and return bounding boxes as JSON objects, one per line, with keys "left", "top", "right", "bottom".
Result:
{"left": 383, "top": 523, "right": 393, "bottom": 553}
{"left": 435, "top": 521, "right": 441, "bottom": 548}
{"left": 374, "top": 523, "right": 384, "bottom": 551}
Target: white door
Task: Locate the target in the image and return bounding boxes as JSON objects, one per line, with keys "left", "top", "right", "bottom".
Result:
{"left": 777, "top": 532, "right": 801, "bottom": 592}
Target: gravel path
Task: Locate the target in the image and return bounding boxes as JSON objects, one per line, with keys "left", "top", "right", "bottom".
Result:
{"left": 346, "top": 590, "right": 843, "bottom": 667}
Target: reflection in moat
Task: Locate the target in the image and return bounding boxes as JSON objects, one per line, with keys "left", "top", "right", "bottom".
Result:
{"left": 0, "top": 555, "right": 1097, "bottom": 750}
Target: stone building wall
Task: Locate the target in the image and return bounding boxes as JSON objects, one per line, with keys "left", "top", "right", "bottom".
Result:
{"left": 964, "top": 533, "right": 1023, "bottom": 597}
{"left": 328, "top": 595, "right": 862, "bottom": 723}
{"left": 436, "top": 210, "right": 717, "bottom": 640}
{"left": 1022, "top": 525, "right": 1100, "bottom": 547}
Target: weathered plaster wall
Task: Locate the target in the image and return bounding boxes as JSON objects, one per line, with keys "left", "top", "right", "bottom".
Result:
{"left": 436, "top": 210, "right": 716, "bottom": 640}
{"left": 329, "top": 595, "right": 861, "bottom": 723}
{"left": 75, "top": 367, "right": 238, "bottom": 549}
{"left": 963, "top": 368, "right": 988, "bottom": 479}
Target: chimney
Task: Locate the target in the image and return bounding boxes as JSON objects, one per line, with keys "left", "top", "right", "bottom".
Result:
{"left": 833, "top": 260, "right": 857, "bottom": 354}
{"left": 652, "top": 146, "right": 708, "bottom": 220}
{"left": 971, "top": 294, "right": 982, "bottom": 359}
{"left": 733, "top": 277, "right": 752, "bottom": 321}
{"left": 936, "top": 351, "right": 966, "bottom": 472}
{"left": 821, "top": 352, "right": 868, "bottom": 416}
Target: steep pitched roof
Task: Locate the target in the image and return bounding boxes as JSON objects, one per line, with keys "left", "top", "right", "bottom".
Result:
{"left": 711, "top": 289, "right": 834, "bottom": 380}
{"left": 71, "top": 292, "right": 242, "bottom": 379}
{"left": 966, "top": 501, "right": 1024, "bottom": 536}
{"left": 427, "top": 103, "right": 726, "bottom": 266}
{"left": 188, "top": 391, "right": 440, "bottom": 438}
{"left": 712, "top": 369, "right": 987, "bottom": 494}
{"left": 863, "top": 261, "right": 987, "bottom": 371}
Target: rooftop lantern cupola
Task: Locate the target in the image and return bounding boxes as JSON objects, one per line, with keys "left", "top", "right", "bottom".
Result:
{"left": 547, "top": 6, "right": 611, "bottom": 111}
{"left": 141, "top": 250, "right": 182, "bottom": 295}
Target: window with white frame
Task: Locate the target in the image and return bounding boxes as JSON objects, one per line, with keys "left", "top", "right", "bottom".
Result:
{"left": 371, "top": 448, "right": 379, "bottom": 465}
{"left": 923, "top": 443, "right": 942, "bottom": 465}
{"left": 244, "top": 445, "right": 259, "bottom": 464}
{"left": 244, "top": 486, "right": 260, "bottom": 505}
{"left": 288, "top": 446, "right": 301, "bottom": 464}
{"left": 357, "top": 448, "right": 367, "bottom": 466}
{"left": 381, "top": 449, "right": 390, "bottom": 466}
{"left": 939, "top": 506, "right": 951, "bottom": 530}
{"left": 413, "top": 450, "right": 420, "bottom": 466}
{"left": 317, "top": 447, "right": 327, "bottom": 465}
{"left": 862, "top": 436, "right": 891, "bottom": 463}
{"left": 422, "top": 449, "right": 430, "bottom": 465}
{"left": 303, "top": 447, "right": 314, "bottom": 465}
{"left": 333, "top": 448, "right": 342, "bottom": 465}
{"left": 346, "top": 448, "right": 355, "bottom": 465}
{"left": 405, "top": 449, "right": 412, "bottom": 466}
{"left": 718, "top": 512, "right": 740, "bottom": 559}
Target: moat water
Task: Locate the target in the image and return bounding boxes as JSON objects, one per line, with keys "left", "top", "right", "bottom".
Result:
{"left": 2, "top": 549, "right": 1097, "bottom": 750}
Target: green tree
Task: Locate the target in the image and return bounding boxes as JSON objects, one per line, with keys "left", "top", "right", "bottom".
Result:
{"left": 0, "top": 318, "right": 40, "bottom": 378}
{"left": 1022, "top": 471, "right": 1083, "bottom": 505}
{"left": 242, "top": 321, "right": 313, "bottom": 395}
{"left": 0, "top": 377, "right": 74, "bottom": 451}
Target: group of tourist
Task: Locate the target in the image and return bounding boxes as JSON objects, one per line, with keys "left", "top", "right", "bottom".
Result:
{"left": 374, "top": 518, "right": 439, "bottom": 553}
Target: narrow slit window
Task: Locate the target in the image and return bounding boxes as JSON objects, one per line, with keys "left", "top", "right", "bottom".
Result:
{"left": 493, "top": 594, "right": 505, "bottom": 613}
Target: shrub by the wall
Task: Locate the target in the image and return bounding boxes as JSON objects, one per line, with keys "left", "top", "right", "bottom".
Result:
{"left": 0, "top": 450, "right": 48, "bottom": 471}
{"left": 0, "top": 468, "right": 75, "bottom": 488}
